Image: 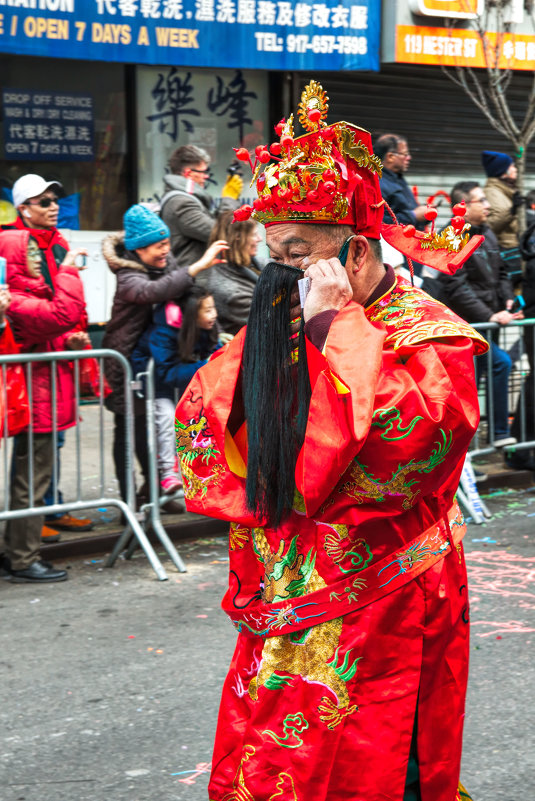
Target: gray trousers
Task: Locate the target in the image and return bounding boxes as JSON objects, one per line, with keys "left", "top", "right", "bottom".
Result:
{"left": 154, "top": 397, "right": 177, "bottom": 479}
{"left": 5, "top": 433, "right": 53, "bottom": 570}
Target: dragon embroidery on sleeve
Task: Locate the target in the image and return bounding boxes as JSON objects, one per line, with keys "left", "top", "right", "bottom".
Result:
{"left": 175, "top": 391, "right": 224, "bottom": 500}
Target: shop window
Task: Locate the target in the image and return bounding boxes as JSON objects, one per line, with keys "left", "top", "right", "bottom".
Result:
{"left": 0, "top": 55, "right": 128, "bottom": 231}
{"left": 137, "top": 66, "right": 268, "bottom": 205}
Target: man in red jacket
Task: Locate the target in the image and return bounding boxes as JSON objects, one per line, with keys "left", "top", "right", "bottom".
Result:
{"left": 3, "top": 174, "right": 93, "bottom": 537}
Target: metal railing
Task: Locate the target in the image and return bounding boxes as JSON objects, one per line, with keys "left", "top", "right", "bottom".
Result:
{"left": 469, "top": 319, "right": 535, "bottom": 458}
{"left": 459, "top": 318, "right": 535, "bottom": 524}
{"left": 107, "top": 359, "right": 186, "bottom": 573}
{"left": 0, "top": 348, "right": 186, "bottom": 581}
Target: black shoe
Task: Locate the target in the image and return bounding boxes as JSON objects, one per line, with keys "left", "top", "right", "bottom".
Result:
{"left": 10, "top": 560, "right": 68, "bottom": 583}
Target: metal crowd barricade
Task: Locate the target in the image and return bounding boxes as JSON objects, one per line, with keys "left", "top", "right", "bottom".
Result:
{"left": 459, "top": 318, "right": 535, "bottom": 523}
{"left": 109, "top": 359, "right": 187, "bottom": 573}
{"left": 0, "top": 348, "right": 181, "bottom": 581}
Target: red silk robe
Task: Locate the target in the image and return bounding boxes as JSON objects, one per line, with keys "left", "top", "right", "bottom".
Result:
{"left": 175, "top": 276, "right": 487, "bottom": 801}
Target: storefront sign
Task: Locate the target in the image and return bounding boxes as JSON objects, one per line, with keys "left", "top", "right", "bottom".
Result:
{"left": 2, "top": 89, "right": 94, "bottom": 161}
{"left": 396, "top": 24, "right": 535, "bottom": 70}
{"left": 0, "top": 1, "right": 379, "bottom": 70}
{"left": 408, "top": 0, "right": 482, "bottom": 19}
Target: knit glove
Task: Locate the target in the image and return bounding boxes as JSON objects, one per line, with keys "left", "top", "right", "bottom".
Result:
{"left": 221, "top": 174, "right": 243, "bottom": 199}
{"left": 511, "top": 191, "right": 526, "bottom": 212}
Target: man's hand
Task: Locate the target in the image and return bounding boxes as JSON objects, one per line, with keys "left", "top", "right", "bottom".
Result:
{"left": 489, "top": 309, "right": 523, "bottom": 325}
{"left": 66, "top": 331, "right": 91, "bottom": 350}
{"left": 62, "top": 248, "right": 88, "bottom": 270}
{"left": 413, "top": 204, "right": 434, "bottom": 223}
{"left": 302, "top": 258, "right": 353, "bottom": 323}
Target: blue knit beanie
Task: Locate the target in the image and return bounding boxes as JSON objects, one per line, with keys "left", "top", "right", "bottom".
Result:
{"left": 123, "top": 204, "right": 170, "bottom": 250}
{"left": 481, "top": 150, "right": 513, "bottom": 178}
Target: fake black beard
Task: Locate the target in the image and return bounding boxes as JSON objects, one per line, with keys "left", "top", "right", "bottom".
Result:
{"left": 242, "top": 261, "right": 311, "bottom": 528}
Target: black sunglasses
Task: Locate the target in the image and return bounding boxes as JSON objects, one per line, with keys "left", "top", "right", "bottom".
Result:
{"left": 25, "top": 195, "right": 59, "bottom": 208}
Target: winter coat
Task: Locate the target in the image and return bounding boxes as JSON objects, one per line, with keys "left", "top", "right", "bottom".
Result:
{"left": 379, "top": 168, "right": 426, "bottom": 230}
{"left": 101, "top": 232, "right": 194, "bottom": 414}
{"left": 438, "top": 224, "right": 514, "bottom": 323}
{"left": 0, "top": 229, "right": 86, "bottom": 433}
{"left": 202, "top": 257, "right": 261, "bottom": 335}
{"left": 484, "top": 176, "right": 519, "bottom": 251}
{"left": 159, "top": 174, "right": 237, "bottom": 267}
{"left": 130, "top": 301, "right": 221, "bottom": 401}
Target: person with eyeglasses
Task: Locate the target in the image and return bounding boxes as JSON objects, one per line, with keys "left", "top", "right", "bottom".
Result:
{"left": 1, "top": 173, "right": 95, "bottom": 537}
{"left": 160, "top": 144, "right": 243, "bottom": 268}
{"left": 2, "top": 174, "right": 86, "bottom": 290}
{"left": 374, "top": 134, "right": 431, "bottom": 231}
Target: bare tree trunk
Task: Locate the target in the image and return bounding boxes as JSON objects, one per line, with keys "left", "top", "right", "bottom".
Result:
{"left": 516, "top": 145, "right": 527, "bottom": 236}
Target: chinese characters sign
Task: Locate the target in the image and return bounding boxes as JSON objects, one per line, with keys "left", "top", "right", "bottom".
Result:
{"left": 0, "top": 1, "right": 379, "bottom": 70}
{"left": 136, "top": 66, "right": 267, "bottom": 203}
{"left": 2, "top": 90, "right": 94, "bottom": 162}
{"left": 396, "top": 25, "right": 535, "bottom": 70}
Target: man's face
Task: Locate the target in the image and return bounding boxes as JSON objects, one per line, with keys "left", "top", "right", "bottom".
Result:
{"left": 386, "top": 140, "right": 411, "bottom": 175}
{"left": 18, "top": 190, "right": 59, "bottom": 230}
{"left": 182, "top": 160, "right": 210, "bottom": 188}
{"left": 266, "top": 224, "right": 341, "bottom": 271}
{"left": 465, "top": 187, "right": 490, "bottom": 227}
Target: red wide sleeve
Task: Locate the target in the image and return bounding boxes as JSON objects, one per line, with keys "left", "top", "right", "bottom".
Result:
{"left": 295, "top": 303, "right": 480, "bottom": 516}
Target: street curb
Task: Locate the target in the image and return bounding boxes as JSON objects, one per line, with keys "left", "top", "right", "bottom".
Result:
{"left": 40, "top": 471, "right": 533, "bottom": 561}
{"left": 41, "top": 515, "right": 229, "bottom": 560}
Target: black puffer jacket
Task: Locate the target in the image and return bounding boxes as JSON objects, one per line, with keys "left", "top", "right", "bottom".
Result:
{"left": 102, "top": 232, "right": 193, "bottom": 414}
{"left": 520, "top": 217, "right": 535, "bottom": 318}
{"left": 438, "top": 225, "right": 514, "bottom": 323}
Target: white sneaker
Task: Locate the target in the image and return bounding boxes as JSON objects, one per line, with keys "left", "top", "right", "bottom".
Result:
{"left": 492, "top": 436, "right": 517, "bottom": 448}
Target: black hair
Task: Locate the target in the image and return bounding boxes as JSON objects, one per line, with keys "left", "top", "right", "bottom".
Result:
{"left": 242, "top": 261, "right": 311, "bottom": 527}
{"left": 178, "top": 286, "right": 218, "bottom": 362}
{"left": 169, "top": 144, "right": 210, "bottom": 175}
{"left": 374, "top": 134, "right": 405, "bottom": 161}
{"left": 450, "top": 181, "right": 480, "bottom": 207}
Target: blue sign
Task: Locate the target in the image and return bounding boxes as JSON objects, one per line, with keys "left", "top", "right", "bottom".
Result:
{"left": 3, "top": 89, "right": 94, "bottom": 162}
{"left": 0, "top": 1, "right": 380, "bottom": 71}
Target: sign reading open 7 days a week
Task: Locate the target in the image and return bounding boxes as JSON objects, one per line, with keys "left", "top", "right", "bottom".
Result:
{"left": 0, "top": 0, "right": 379, "bottom": 71}
{"left": 396, "top": 24, "right": 535, "bottom": 70}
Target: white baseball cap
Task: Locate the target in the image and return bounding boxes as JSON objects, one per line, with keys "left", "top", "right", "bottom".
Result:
{"left": 12, "top": 174, "right": 63, "bottom": 209}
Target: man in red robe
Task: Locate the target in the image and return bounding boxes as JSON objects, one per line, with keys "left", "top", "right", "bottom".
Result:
{"left": 176, "top": 82, "right": 485, "bottom": 801}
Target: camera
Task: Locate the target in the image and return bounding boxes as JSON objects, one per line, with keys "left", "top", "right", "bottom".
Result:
{"left": 227, "top": 160, "right": 243, "bottom": 177}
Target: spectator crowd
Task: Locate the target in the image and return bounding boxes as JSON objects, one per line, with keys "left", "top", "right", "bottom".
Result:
{"left": 0, "top": 139, "right": 534, "bottom": 583}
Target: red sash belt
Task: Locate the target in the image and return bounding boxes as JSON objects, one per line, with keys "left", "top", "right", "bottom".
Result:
{"left": 224, "top": 503, "right": 465, "bottom": 638}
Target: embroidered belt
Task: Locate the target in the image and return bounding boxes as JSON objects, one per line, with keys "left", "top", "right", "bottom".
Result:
{"left": 224, "top": 503, "right": 465, "bottom": 638}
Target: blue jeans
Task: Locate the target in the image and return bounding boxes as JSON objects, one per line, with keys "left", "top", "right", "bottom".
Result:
{"left": 477, "top": 341, "right": 512, "bottom": 440}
